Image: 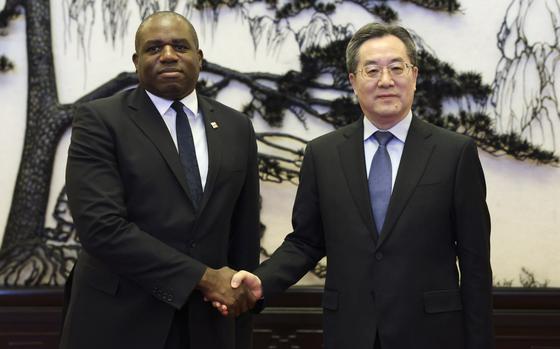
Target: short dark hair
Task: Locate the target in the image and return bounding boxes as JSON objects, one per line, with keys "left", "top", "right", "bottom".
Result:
{"left": 345, "top": 23, "right": 417, "bottom": 74}
{"left": 134, "top": 11, "right": 199, "bottom": 52}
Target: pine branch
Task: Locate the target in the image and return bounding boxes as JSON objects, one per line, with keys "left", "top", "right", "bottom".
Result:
{"left": 0, "top": 0, "right": 23, "bottom": 31}
{"left": 0, "top": 55, "right": 14, "bottom": 72}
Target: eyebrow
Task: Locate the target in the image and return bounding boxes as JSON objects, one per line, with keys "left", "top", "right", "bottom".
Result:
{"left": 362, "top": 57, "right": 406, "bottom": 66}
{"left": 143, "top": 38, "right": 190, "bottom": 46}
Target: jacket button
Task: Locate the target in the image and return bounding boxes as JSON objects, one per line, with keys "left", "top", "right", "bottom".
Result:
{"left": 375, "top": 252, "right": 383, "bottom": 261}
{"left": 190, "top": 242, "right": 196, "bottom": 248}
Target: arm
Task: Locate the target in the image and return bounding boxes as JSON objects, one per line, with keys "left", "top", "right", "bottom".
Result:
{"left": 226, "top": 117, "right": 261, "bottom": 348}
{"left": 211, "top": 141, "right": 326, "bottom": 317}
{"left": 453, "top": 140, "right": 494, "bottom": 349}
{"left": 255, "top": 142, "right": 326, "bottom": 296}
{"left": 67, "top": 103, "right": 228, "bottom": 309}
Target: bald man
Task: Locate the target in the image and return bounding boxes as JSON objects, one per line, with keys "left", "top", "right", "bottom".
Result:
{"left": 61, "top": 12, "right": 260, "bottom": 349}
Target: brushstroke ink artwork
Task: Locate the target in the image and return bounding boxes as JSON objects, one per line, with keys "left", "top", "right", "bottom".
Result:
{"left": 0, "top": 0, "right": 557, "bottom": 286}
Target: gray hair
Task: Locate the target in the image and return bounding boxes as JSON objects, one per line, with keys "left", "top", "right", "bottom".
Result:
{"left": 345, "top": 23, "right": 417, "bottom": 74}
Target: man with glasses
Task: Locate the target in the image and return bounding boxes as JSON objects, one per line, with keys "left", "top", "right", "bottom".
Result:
{"left": 220, "top": 23, "right": 494, "bottom": 349}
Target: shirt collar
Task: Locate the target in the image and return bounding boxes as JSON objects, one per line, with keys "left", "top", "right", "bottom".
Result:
{"left": 363, "top": 111, "right": 413, "bottom": 143}
{"left": 145, "top": 89, "right": 200, "bottom": 118}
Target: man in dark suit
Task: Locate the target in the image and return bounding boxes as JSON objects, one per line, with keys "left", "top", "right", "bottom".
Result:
{"left": 60, "top": 11, "right": 260, "bottom": 349}
{"left": 221, "top": 23, "right": 494, "bottom": 349}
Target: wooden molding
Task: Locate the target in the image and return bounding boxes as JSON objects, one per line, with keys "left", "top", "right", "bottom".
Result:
{"left": 0, "top": 287, "right": 558, "bottom": 348}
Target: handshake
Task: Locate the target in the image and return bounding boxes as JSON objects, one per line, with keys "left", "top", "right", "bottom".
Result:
{"left": 197, "top": 267, "right": 262, "bottom": 317}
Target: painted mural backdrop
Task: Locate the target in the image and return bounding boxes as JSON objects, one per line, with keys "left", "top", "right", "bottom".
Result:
{"left": 0, "top": 0, "right": 558, "bottom": 287}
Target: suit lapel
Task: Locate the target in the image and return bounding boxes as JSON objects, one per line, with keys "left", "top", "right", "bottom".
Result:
{"left": 377, "top": 117, "right": 435, "bottom": 247}
{"left": 338, "top": 120, "right": 378, "bottom": 241}
{"left": 126, "top": 88, "right": 194, "bottom": 204}
{"left": 196, "top": 95, "right": 222, "bottom": 213}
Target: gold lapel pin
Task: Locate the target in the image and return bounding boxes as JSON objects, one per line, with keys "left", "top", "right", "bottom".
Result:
{"left": 210, "top": 122, "right": 219, "bottom": 129}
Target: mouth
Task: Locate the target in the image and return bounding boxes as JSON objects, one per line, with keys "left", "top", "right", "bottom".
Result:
{"left": 158, "top": 69, "right": 183, "bottom": 78}
{"left": 377, "top": 94, "right": 398, "bottom": 99}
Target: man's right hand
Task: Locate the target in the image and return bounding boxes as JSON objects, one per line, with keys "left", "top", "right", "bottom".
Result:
{"left": 211, "top": 270, "right": 262, "bottom": 317}
{"left": 197, "top": 267, "right": 258, "bottom": 317}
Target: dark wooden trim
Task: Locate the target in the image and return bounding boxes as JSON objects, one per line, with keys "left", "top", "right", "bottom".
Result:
{"left": 2, "top": 286, "right": 558, "bottom": 306}
{"left": 493, "top": 288, "right": 560, "bottom": 309}
{"left": 0, "top": 287, "right": 559, "bottom": 349}
{"left": 0, "top": 288, "right": 63, "bottom": 306}
{"left": 260, "top": 286, "right": 560, "bottom": 307}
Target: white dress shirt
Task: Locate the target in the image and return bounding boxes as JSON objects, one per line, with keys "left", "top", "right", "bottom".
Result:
{"left": 145, "top": 89, "right": 209, "bottom": 189}
{"left": 363, "top": 111, "right": 413, "bottom": 191}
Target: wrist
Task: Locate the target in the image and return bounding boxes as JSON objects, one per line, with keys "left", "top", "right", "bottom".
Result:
{"left": 197, "top": 267, "right": 215, "bottom": 292}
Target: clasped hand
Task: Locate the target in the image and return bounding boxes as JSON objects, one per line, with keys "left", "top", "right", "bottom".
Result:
{"left": 198, "top": 267, "right": 262, "bottom": 317}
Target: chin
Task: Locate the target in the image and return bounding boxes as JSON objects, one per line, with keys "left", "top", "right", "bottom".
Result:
{"left": 157, "top": 86, "right": 187, "bottom": 100}
{"left": 374, "top": 107, "right": 401, "bottom": 117}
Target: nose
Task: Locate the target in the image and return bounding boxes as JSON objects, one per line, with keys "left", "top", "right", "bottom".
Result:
{"left": 160, "top": 45, "right": 178, "bottom": 62}
{"left": 377, "top": 68, "right": 394, "bottom": 87}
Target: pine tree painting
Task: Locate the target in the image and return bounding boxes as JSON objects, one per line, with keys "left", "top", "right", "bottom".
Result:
{"left": 0, "top": 0, "right": 557, "bottom": 286}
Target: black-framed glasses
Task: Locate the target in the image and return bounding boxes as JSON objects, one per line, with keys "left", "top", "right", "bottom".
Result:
{"left": 357, "top": 62, "right": 415, "bottom": 80}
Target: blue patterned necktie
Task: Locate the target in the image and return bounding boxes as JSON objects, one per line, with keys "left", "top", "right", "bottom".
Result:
{"left": 172, "top": 101, "right": 203, "bottom": 208}
{"left": 368, "top": 131, "right": 394, "bottom": 234}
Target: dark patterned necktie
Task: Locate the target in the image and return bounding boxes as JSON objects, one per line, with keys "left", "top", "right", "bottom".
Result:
{"left": 368, "top": 131, "right": 393, "bottom": 234}
{"left": 172, "top": 101, "right": 203, "bottom": 208}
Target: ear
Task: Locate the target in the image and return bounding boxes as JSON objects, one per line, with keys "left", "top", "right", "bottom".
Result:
{"left": 411, "top": 66, "right": 418, "bottom": 91}
{"left": 349, "top": 73, "right": 358, "bottom": 94}
{"left": 198, "top": 49, "right": 204, "bottom": 69}
{"left": 132, "top": 53, "right": 139, "bottom": 71}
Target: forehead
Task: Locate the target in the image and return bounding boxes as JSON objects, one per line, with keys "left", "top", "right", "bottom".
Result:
{"left": 357, "top": 35, "right": 409, "bottom": 64}
{"left": 137, "top": 15, "right": 195, "bottom": 45}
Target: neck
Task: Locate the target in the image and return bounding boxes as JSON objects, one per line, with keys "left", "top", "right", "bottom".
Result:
{"left": 365, "top": 117, "right": 401, "bottom": 130}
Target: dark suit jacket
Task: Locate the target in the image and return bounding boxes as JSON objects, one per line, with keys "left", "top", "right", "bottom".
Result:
{"left": 255, "top": 117, "right": 493, "bottom": 349}
{"left": 60, "top": 87, "right": 260, "bottom": 349}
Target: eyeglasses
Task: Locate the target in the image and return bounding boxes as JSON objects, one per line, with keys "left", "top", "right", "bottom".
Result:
{"left": 356, "top": 62, "right": 415, "bottom": 80}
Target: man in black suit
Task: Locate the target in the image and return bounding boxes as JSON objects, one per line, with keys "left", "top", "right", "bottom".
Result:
{"left": 60, "top": 11, "right": 260, "bottom": 349}
{"left": 221, "top": 23, "right": 494, "bottom": 349}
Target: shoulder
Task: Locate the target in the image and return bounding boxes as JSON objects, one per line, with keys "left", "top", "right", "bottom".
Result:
{"left": 76, "top": 88, "right": 133, "bottom": 115}
{"left": 413, "top": 117, "right": 474, "bottom": 148}
{"left": 70, "top": 89, "right": 141, "bottom": 135}
{"left": 199, "top": 95, "right": 249, "bottom": 122}
{"left": 308, "top": 120, "right": 361, "bottom": 149}
{"left": 198, "top": 95, "right": 256, "bottom": 145}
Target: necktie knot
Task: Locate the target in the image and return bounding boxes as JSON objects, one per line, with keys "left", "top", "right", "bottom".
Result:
{"left": 373, "top": 131, "right": 393, "bottom": 147}
{"left": 171, "top": 101, "right": 184, "bottom": 114}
